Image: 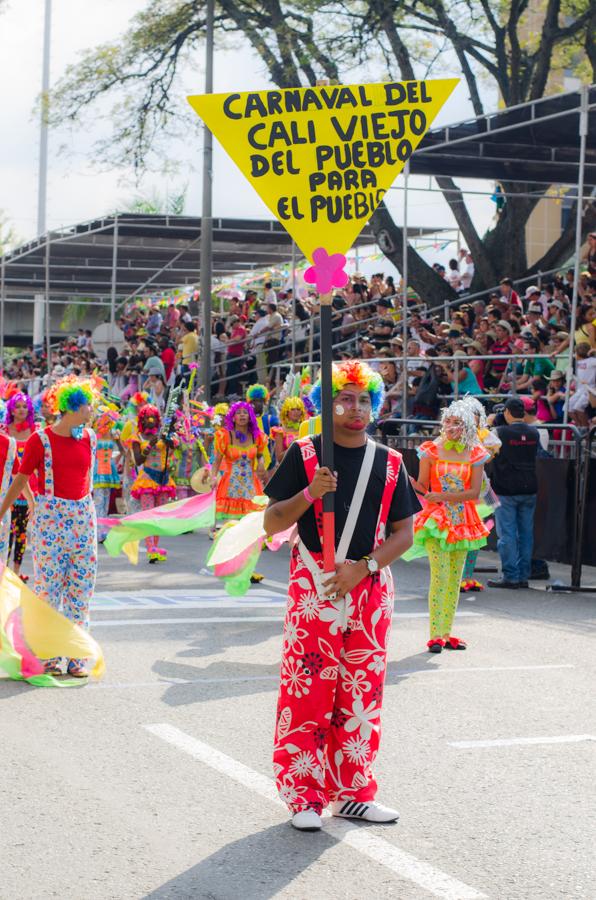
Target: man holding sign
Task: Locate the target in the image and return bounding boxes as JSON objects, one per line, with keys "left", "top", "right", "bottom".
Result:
{"left": 263, "top": 360, "right": 420, "bottom": 830}
{"left": 189, "top": 78, "right": 455, "bottom": 829}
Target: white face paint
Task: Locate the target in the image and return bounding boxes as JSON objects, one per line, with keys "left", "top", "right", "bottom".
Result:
{"left": 334, "top": 403, "right": 345, "bottom": 416}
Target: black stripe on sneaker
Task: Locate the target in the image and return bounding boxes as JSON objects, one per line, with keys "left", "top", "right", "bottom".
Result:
{"left": 341, "top": 801, "right": 356, "bottom": 815}
{"left": 353, "top": 803, "right": 369, "bottom": 817}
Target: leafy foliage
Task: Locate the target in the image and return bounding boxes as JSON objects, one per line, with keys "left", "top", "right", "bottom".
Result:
{"left": 48, "top": 0, "right": 596, "bottom": 296}
{"left": 0, "top": 211, "right": 19, "bottom": 256}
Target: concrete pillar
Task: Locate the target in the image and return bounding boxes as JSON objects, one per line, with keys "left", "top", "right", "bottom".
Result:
{"left": 33, "top": 294, "right": 45, "bottom": 350}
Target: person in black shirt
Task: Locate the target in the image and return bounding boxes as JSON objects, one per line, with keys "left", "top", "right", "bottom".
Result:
{"left": 263, "top": 360, "right": 420, "bottom": 832}
{"left": 487, "top": 397, "right": 540, "bottom": 589}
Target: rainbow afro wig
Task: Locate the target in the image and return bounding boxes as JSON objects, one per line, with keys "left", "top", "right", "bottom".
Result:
{"left": 55, "top": 378, "right": 95, "bottom": 414}
{"left": 280, "top": 396, "right": 307, "bottom": 429}
{"left": 246, "top": 383, "right": 270, "bottom": 404}
{"left": 6, "top": 392, "right": 35, "bottom": 428}
{"left": 310, "top": 360, "right": 384, "bottom": 418}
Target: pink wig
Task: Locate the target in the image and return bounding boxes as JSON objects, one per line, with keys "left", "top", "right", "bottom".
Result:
{"left": 6, "top": 392, "right": 35, "bottom": 428}
{"left": 224, "top": 401, "right": 260, "bottom": 440}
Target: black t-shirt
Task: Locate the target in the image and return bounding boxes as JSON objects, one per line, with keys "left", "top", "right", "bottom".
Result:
{"left": 264, "top": 436, "right": 421, "bottom": 558}
{"left": 488, "top": 423, "right": 539, "bottom": 495}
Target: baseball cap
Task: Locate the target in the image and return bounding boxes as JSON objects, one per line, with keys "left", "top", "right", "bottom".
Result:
{"left": 504, "top": 397, "right": 526, "bottom": 418}
{"left": 376, "top": 297, "right": 393, "bottom": 308}
{"left": 495, "top": 320, "right": 513, "bottom": 334}
{"left": 528, "top": 303, "right": 543, "bottom": 314}
{"left": 524, "top": 285, "right": 541, "bottom": 299}
{"left": 521, "top": 396, "right": 536, "bottom": 413}
{"left": 522, "top": 336, "right": 539, "bottom": 349}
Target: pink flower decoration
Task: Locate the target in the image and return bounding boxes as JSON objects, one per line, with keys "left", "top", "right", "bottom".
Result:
{"left": 304, "top": 247, "right": 349, "bottom": 294}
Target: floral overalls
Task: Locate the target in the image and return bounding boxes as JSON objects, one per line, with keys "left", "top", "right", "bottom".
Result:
{"left": 273, "top": 437, "right": 402, "bottom": 815}
{"left": 33, "top": 428, "right": 98, "bottom": 637}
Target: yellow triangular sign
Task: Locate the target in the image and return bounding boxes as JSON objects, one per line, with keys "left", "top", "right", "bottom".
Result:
{"left": 188, "top": 80, "right": 458, "bottom": 261}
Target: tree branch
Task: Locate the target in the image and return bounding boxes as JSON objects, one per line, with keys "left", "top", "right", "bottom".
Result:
{"left": 528, "top": 0, "right": 561, "bottom": 101}
{"left": 434, "top": 175, "right": 498, "bottom": 286}
{"left": 370, "top": 201, "right": 458, "bottom": 308}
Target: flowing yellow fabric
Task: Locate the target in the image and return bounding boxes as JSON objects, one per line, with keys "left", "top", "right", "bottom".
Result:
{"left": 0, "top": 565, "right": 105, "bottom": 680}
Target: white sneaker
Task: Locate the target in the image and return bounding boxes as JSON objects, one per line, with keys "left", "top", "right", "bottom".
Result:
{"left": 330, "top": 800, "right": 399, "bottom": 823}
{"left": 291, "top": 809, "right": 322, "bottom": 831}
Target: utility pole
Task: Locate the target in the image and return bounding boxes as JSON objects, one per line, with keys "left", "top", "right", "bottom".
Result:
{"left": 198, "top": 0, "right": 214, "bottom": 401}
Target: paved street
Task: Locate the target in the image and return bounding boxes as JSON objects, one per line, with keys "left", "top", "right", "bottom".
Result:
{"left": 2, "top": 534, "right": 595, "bottom": 900}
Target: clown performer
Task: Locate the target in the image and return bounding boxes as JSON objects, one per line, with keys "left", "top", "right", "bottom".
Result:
{"left": 2, "top": 392, "right": 38, "bottom": 581}
{"left": 271, "top": 397, "right": 308, "bottom": 465}
{"left": 246, "top": 384, "right": 278, "bottom": 472}
{"left": 209, "top": 401, "right": 267, "bottom": 527}
{"left": 130, "top": 404, "right": 178, "bottom": 563}
{"left": 172, "top": 411, "right": 202, "bottom": 501}
{"left": 0, "top": 430, "right": 22, "bottom": 565}
{"left": 263, "top": 360, "right": 420, "bottom": 832}
{"left": 405, "top": 399, "right": 491, "bottom": 653}
{"left": 93, "top": 407, "right": 122, "bottom": 542}
{"left": 0, "top": 379, "right": 98, "bottom": 677}
{"left": 118, "top": 392, "right": 148, "bottom": 514}
{"left": 459, "top": 396, "right": 501, "bottom": 593}
{"left": 38, "top": 387, "right": 57, "bottom": 427}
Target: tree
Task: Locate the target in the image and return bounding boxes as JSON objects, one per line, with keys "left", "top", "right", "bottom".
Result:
{"left": 49, "top": 0, "right": 595, "bottom": 304}
{"left": 117, "top": 186, "right": 188, "bottom": 215}
{"left": 0, "top": 211, "right": 18, "bottom": 257}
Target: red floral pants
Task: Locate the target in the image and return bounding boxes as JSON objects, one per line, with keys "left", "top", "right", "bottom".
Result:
{"left": 273, "top": 544, "right": 394, "bottom": 814}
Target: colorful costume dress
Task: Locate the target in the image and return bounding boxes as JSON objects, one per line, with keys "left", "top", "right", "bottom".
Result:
{"left": 0, "top": 435, "right": 17, "bottom": 564}
{"left": 93, "top": 430, "right": 121, "bottom": 541}
{"left": 119, "top": 418, "right": 140, "bottom": 515}
{"left": 32, "top": 428, "right": 98, "bottom": 666}
{"left": 214, "top": 428, "right": 267, "bottom": 521}
{"left": 404, "top": 440, "right": 491, "bottom": 639}
{"left": 130, "top": 435, "right": 177, "bottom": 558}
{"left": 271, "top": 424, "right": 300, "bottom": 457}
{"left": 272, "top": 437, "right": 402, "bottom": 815}
{"left": 5, "top": 431, "right": 37, "bottom": 570}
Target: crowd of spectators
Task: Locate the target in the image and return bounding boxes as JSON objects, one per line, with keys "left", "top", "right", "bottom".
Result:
{"left": 3, "top": 241, "right": 596, "bottom": 437}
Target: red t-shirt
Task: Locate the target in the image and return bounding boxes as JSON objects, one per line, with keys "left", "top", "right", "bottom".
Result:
{"left": 161, "top": 347, "right": 176, "bottom": 380}
{"left": 19, "top": 429, "right": 92, "bottom": 500}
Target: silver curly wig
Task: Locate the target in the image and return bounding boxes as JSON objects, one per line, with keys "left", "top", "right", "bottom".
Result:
{"left": 440, "top": 399, "right": 478, "bottom": 449}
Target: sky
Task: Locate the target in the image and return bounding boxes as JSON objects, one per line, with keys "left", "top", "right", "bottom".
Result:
{"left": 0, "top": 0, "right": 498, "bottom": 273}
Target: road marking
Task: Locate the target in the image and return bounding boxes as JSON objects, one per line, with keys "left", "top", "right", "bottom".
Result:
{"left": 406, "top": 664, "right": 574, "bottom": 676}
{"left": 92, "top": 589, "right": 287, "bottom": 611}
{"left": 449, "top": 734, "right": 596, "bottom": 749}
{"left": 92, "top": 588, "right": 425, "bottom": 611}
{"left": 260, "top": 578, "right": 291, "bottom": 592}
{"left": 92, "top": 611, "right": 482, "bottom": 627}
{"left": 94, "top": 616, "right": 285, "bottom": 626}
{"left": 145, "top": 723, "right": 486, "bottom": 900}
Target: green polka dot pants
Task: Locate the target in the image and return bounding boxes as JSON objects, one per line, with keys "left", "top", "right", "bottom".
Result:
{"left": 426, "top": 538, "right": 468, "bottom": 638}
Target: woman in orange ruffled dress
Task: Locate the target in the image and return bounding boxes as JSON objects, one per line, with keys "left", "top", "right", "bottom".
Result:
{"left": 210, "top": 401, "right": 267, "bottom": 524}
{"left": 405, "top": 399, "right": 491, "bottom": 653}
